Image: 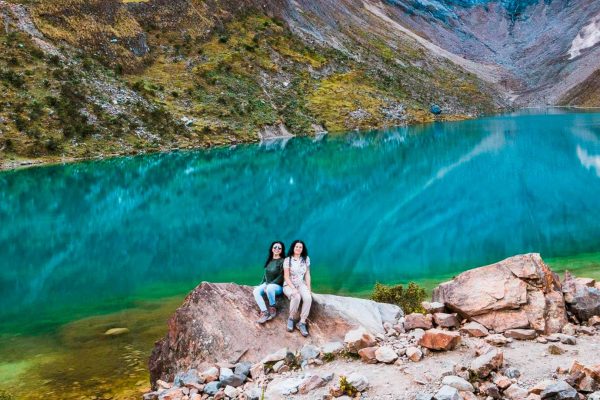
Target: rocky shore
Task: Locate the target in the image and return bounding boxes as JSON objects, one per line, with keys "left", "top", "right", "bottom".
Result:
{"left": 144, "top": 253, "right": 600, "bottom": 400}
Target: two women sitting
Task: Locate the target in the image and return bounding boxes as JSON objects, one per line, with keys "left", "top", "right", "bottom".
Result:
{"left": 252, "top": 240, "right": 312, "bottom": 337}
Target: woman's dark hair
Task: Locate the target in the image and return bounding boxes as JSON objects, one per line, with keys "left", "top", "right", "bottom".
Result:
{"left": 287, "top": 240, "right": 308, "bottom": 261}
{"left": 264, "top": 241, "right": 286, "bottom": 268}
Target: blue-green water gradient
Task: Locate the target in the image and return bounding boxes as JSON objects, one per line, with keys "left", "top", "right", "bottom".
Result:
{"left": 1, "top": 110, "right": 600, "bottom": 335}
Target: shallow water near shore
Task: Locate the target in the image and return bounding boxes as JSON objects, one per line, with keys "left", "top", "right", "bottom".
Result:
{"left": 1, "top": 110, "right": 600, "bottom": 398}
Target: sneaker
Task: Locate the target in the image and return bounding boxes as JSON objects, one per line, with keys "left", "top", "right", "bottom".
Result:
{"left": 286, "top": 318, "right": 295, "bottom": 332}
{"left": 256, "top": 310, "right": 269, "bottom": 324}
{"left": 297, "top": 322, "right": 309, "bottom": 337}
{"left": 267, "top": 306, "right": 277, "bottom": 321}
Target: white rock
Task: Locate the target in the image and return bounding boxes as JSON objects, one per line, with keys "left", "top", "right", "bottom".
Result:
{"left": 322, "top": 341, "right": 344, "bottom": 354}
{"left": 261, "top": 348, "right": 288, "bottom": 363}
{"left": 441, "top": 376, "right": 474, "bottom": 392}
{"left": 347, "top": 373, "right": 369, "bottom": 392}
{"left": 434, "top": 385, "right": 461, "bottom": 400}
{"left": 219, "top": 367, "right": 233, "bottom": 381}
{"left": 223, "top": 385, "right": 238, "bottom": 398}
{"left": 375, "top": 346, "right": 398, "bottom": 363}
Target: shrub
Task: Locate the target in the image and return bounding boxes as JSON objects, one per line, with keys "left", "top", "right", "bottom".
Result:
{"left": 338, "top": 376, "right": 358, "bottom": 397}
{"left": 370, "top": 281, "right": 426, "bottom": 314}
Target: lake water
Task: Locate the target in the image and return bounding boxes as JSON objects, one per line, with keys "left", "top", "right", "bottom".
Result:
{"left": 1, "top": 110, "right": 600, "bottom": 398}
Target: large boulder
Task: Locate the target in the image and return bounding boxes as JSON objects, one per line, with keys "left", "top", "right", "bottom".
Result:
{"left": 149, "top": 282, "right": 402, "bottom": 388}
{"left": 432, "top": 254, "right": 568, "bottom": 333}
{"left": 562, "top": 272, "right": 600, "bottom": 322}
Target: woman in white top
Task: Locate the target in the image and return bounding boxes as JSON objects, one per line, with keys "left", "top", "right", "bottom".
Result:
{"left": 283, "top": 240, "right": 312, "bottom": 337}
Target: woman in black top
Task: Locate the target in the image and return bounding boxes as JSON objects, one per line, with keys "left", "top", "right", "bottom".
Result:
{"left": 253, "top": 241, "right": 285, "bottom": 324}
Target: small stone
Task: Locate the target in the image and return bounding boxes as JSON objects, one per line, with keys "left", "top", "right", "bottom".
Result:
{"left": 587, "top": 392, "right": 600, "bottom": 400}
{"left": 358, "top": 346, "right": 378, "bottom": 364}
{"left": 460, "top": 322, "right": 489, "bottom": 337}
{"left": 272, "top": 360, "right": 285, "bottom": 373}
{"left": 504, "top": 384, "right": 528, "bottom": 399}
{"left": 347, "top": 373, "right": 369, "bottom": 392}
{"left": 479, "top": 381, "right": 501, "bottom": 399}
{"left": 234, "top": 362, "right": 252, "bottom": 377}
{"left": 576, "top": 326, "right": 595, "bottom": 335}
{"left": 329, "top": 383, "right": 343, "bottom": 397}
{"left": 157, "top": 380, "right": 171, "bottom": 390}
{"left": 200, "top": 367, "right": 220, "bottom": 383}
{"left": 405, "top": 313, "right": 434, "bottom": 330}
{"left": 245, "top": 387, "right": 262, "bottom": 400}
{"left": 442, "top": 375, "right": 474, "bottom": 392}
{"left": 300, "top": 344, "right": 321, "bottom": 361}
{"left": 219, "top": 367, "right": 233, "bottom": 382}
{"left": 249, "top": 363, "right": 264, "bottom": 380}
{"left": 321, "top": 341, "right": 344, "bottom": 355}
{"left": 204, "top": 381, "right": 220, "bottom": 396}
{"left": 406, "top": 346, "right": 423, "bottom": 362}
{"left": 530, "top": 380, "right": 558, "bottom": 395}
{"left": 434, "top": 313, "right": 460, "bottom": 329}
{"left": 548, "top": 344, "right": 566, "bottom": 355}
{"left": 561, "top": 324, "right": 577, "bottom": 336}
{"left": 223, "top": 385, "right": 238, "bottom": 398}
{"left": 419, "top": 329, "right": 461, "bottom": 351}
{"left": 539, "top": 380, "right": 578, "bottom": 400}
{"left": 485, "top": 334, "right": 512, "bottom": 346}
{"left": 492, "top": 374, "right": 512, "bottom": 390}
{"left": 104, "top": 327, "right": 130, "bottom": 336}
{"left": 344, "top": 327, "right": 377, "bottom": 353}
{"left": 422, "top": 301, "right": 446, "bottom": 314}
{"left": 375, "top": 346, "right": 398, "bottom": 363}
{"left": 537, "top": 337, "right": 548, "bottom": 344}
{"left": 588, "top": 316, "right": 600, "bottom": 327}
{"left": 261, "top": 348, "right": 288, "bottom": 363}
{"left": 220, "top": 373, "right": 245, "bottom": 388}
{"left": 470, "top": 348, "right": 503, "bottom": 378}
{"left": 504, "top": 329, "right": 537, "bottom": 340}
{"left": 298, "top": 375, "right": 327, "bottom": 394}
{"left": 213, "top": 389, "right": 226, "bottom": 400}
{"left": 174, "top": 369, "right": 203, "bottom": 387}
{"left": 434, "top": 385, "right": 460, "bottom": 400}
{"left": 503, "top": 367, "right": 521, "bottom": 379}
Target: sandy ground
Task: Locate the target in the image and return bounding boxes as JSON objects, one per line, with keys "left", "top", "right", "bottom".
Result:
{"left": 265, "top": 333, "right": 600, "bottom": 399}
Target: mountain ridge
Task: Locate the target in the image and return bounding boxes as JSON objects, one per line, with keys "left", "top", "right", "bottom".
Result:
{"left": 0, "top": 0, "right": 599, "bottom": 169}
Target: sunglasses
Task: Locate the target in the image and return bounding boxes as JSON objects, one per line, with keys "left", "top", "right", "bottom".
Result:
{"left": 272, "top": 245, "right": 282, "bottom": 250}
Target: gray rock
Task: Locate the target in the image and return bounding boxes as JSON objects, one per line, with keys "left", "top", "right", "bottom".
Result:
{"left": 504, "top": 329, "right": 537, "bottom": 340}
{"left": 234, "top": 361, "right": 252, "bottom": 377}
{"left": 245, "top": 387, "right": 262, "bottom": 400}
{"left": 261, "top": 348, "right": 288, "bottom": 363}
{"left": 503, "top": 367, "right": 521, "bottom": 379}
{"left": 434, "top": 385, "right": 461, "bottom": 400}
{"left": 199, "top": 366, "right": 219, "bottom": 382}
{"left": 416, "top": 394, "right": 434, "bottom": 400}
{"left": 300, "top": 344, "right": 321, "bottom": 361}
{"left": 204, "top": 381, "right": 220, "bottom": 396}
{"left": 220, "top": 373, "right": 246, "bottom": 388}
{"left": 142, "top": 392, "right": 159, "bottom": 400}
{"left": 587, "top": 392, "right": 600, "bottom": 400}
{"left": 218, "top": 367, "right": 233, "bottom": 381}
{"left": 540, "top": 380, "right": 578, "bottom": 400}
{"left": 322, "top": 341, "right": 344, "bottom": 354}
{"left": 174, "top": 369, "right": 202, "bottom": 387}
{"left": 504, "top": 384, "right": 528, "bottom": 399}
{"left": 441, "top": 376, "right": 474, "bottom": 392}
{"left": 347, "top": 373, "right": 369, "bottom": 392}
{"left": 223, "top": 385, "right": 238, "bottom": 398}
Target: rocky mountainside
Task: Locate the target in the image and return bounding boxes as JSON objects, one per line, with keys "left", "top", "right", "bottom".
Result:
{"left": 0, "top": 0, "right": 599, "bottom": 168}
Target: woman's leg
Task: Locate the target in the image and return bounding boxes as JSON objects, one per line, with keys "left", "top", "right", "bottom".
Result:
{"left": 298, "top": 284, "right": 313, "bottom": 324}
{"left": 265, "top": 284, "right": 283, "bottom": 307}
{"left": 253, "top": 284, "right": 268, "bottom": 312}
{"left": 283, "top": 285, "right": 301, "bottom": 320}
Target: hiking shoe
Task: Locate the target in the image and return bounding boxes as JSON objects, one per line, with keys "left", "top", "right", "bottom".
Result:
{"left": 297, "top": 322, "right": 309, "bottom": 337}
{"left": 257, "top": 310, "right": 269, "bottom": 324}
{"left": 267, "top": 306, "right": 277, "bottom": 321}
{"left": 286, "top": 318, "right": 295, "bottom": 332}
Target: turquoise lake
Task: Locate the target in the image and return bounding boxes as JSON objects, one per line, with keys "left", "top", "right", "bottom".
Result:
{"left": 1, "top": 110, "right": 600, "bottom": 398}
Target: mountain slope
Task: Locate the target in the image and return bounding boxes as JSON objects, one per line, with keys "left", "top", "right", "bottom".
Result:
{"left": 1, "top": 0, "right": 599, "bottom": 169}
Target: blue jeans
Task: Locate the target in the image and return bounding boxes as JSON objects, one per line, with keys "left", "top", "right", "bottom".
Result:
{"left": 253, "top": 283, "right": 283, "bottom": 312}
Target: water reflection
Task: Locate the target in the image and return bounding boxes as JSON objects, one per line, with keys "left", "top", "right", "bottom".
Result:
{"left": 1, "top": 111, "right": 600, "bottom": 333}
